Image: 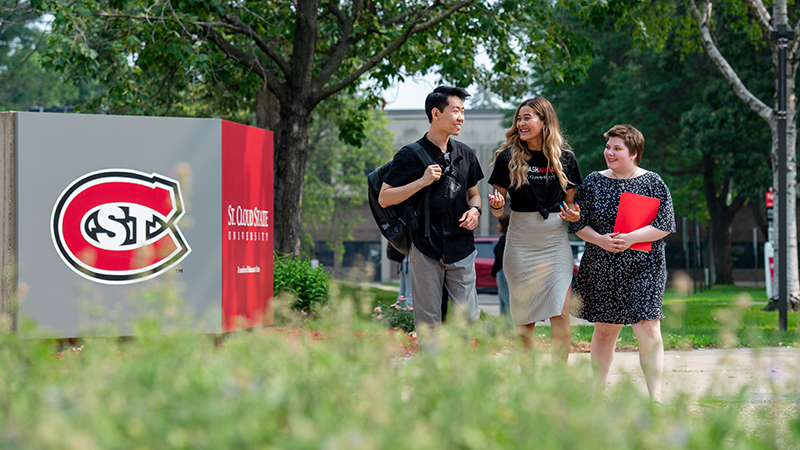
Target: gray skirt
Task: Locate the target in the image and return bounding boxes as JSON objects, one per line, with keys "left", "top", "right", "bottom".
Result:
{"left": 504, "top": 212, "right": 573, "bottom": 325}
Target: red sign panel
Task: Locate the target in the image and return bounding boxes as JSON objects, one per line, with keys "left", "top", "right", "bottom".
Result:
{"left": 221, "top": 121, "right": 274, "bottom": 331}
{"left": 766, "top": 187, "right": 774, "bottom": 209}
{"left": 769, "top": 256, "right": 774, "bottom": 284}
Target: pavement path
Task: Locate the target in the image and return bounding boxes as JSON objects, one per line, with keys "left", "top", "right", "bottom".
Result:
{"left": 576, "top": 346, "right": 800, "bottom": 403}
{"left": 373, "top": 283, "right": 800, "bottom": 405}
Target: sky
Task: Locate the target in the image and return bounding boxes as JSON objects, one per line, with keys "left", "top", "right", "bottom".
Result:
{"left": 380, "top": 75, "right": 512, "bottom": 111}
{"left": 379, "top": 51, "right": 511, "bottom": 110}
{"left": 383, "top": 67, "right": 515, "bottom": 110}
{"left": 381, "top": 74, "right": 440, "bottom": 110}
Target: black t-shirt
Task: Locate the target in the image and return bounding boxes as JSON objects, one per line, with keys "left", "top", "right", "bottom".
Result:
{"left": 382, "top": 134, "right": 484, "bottom": 263}
{"left": 488, "top": 148, "right": 582, "bottom": 218}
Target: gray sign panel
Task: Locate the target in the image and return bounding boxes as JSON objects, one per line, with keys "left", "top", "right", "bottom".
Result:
{"left": 16, "top": 113, "right": 224, "bottom": 337}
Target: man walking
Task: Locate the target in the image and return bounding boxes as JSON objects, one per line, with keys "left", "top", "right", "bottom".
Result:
{"left": 379, "top": 86, "right": 483, "bottom": 341}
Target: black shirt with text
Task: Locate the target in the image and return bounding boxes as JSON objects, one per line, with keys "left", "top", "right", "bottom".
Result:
{"left": 488, "top": 148, "right": 582, "bottom": 218}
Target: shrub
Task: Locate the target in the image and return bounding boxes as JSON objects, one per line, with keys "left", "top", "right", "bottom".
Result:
{"left": 373, "top": 297, "right": 415, "bottom": 333}
{"left": 273, "top": 253, "right": 331, "bottom": 314}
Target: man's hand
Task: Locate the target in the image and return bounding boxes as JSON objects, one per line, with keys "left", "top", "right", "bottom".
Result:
{"left": 421, "top": 164, "right": 442, "bottom": 186}
{"left": 459, "top": 207, "right": 480, "bottom": 230}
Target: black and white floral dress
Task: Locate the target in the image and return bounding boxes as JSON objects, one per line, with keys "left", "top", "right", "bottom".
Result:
{"left": 568, "top": 171, "right": 676, "bottom": 324}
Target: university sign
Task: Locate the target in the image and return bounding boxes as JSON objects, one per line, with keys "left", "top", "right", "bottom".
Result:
{"left": 1, "top": 113, "right": 274, "bottom": 337}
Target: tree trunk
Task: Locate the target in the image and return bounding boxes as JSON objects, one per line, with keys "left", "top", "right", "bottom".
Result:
{"left": 0, "top": 112, "right": 16, "bottom": 330}
{"left": 700, "top": 147, "right": 745, "bottom": 285}
{"left": 707, "top": 205, "right": 734, "bottom": 284}
{"left": 256, "top": 85, "right": 281, "bottom": 131}
{"left": 333, "top": 245, "right": 343, "bottom": 278}
{"left": 769, "top": 110, "right": 800, "bottom": 304}
{"left": 272, "top": 98, "right": 313, "bottom": 256}
{"left": 703, "top": 190, "right": 744, "bottom": 285}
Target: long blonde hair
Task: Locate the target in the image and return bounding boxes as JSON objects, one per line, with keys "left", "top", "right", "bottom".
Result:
{"left": 491, "top": 97, "right": 571, "bottom": 191}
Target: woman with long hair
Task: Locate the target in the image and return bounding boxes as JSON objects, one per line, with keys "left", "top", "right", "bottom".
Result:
{"left": 487, "top": 97, "right": 582, "bottom": 360}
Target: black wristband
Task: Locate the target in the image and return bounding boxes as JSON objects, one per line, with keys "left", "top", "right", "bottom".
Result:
{"left": 490, "top": 205, "right": 503, "bottom": 210}
{"left": 471, "top": 205, "right": 482, "bottom": 216}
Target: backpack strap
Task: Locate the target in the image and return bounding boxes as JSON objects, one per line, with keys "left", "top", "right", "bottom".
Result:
{"left": 406, "top": 141, "right": 434, "bottom": 166}
{"left": 406, "top": 142, "right": 434, "bottom": 238}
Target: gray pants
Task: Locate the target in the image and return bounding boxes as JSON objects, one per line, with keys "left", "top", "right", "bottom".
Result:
{"left": 409, "top": 244, "right": 480, "bottom": 329}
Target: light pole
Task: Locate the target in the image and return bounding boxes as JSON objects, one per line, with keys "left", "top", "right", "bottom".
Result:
{"left": 771, "top": 23, "right": 794, "bottom": 331}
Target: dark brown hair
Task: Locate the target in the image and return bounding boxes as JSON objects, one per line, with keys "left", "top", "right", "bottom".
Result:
{"left": 604, "top": 124, "right": 644, "bottom": 165}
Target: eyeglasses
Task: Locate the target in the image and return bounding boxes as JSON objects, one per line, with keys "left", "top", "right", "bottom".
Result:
{"left": 443, "top": 152, "right": 456, "bottom": 176}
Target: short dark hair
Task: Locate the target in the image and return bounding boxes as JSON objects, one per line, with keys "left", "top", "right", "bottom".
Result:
{"left": 425, "top": 86, "right": 470, "bottom": 123}
{"left": 604, "top": 124, "right": 644, "bottom": 165}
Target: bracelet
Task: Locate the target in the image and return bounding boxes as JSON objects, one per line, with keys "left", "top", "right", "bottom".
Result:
{"left": 471, "top": 205, "right": 482, "bottom": 216}
{"left": 490, "top": 205, "right": 503, "bottom": 210}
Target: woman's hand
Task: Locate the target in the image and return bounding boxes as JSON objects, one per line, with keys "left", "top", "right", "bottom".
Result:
{"left": 487, "top": 189, "right": 506, "bottom": 216}
{"left": 613, "top": 232, "right": 634, "bottom": 251}
{"left": 558, "top": 201, "right": 580, "bottom": 222}
{"left": 597, "top": 232, "right": 627, "bottom": 253}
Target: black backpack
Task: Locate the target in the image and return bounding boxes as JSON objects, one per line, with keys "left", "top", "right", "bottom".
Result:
{"left": 386, "top": 242, "right": 406, "bottom": 263}
{"left": 367, "top": 143, "right": 434, "bottom": 255}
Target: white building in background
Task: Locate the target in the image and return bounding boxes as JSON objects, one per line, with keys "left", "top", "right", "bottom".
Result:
{"left": 307, "top": 108, "right": 508, "bottom": 281}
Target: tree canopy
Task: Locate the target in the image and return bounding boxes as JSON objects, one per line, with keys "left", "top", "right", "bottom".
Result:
{"left": 0, "top": 2, "right": 95, "bottom": 110}
{"left": 38, "top": 0, "right": 608, "bottom": 255}
{"left": 540, "top": 2, "right": 772, "bottom": 284}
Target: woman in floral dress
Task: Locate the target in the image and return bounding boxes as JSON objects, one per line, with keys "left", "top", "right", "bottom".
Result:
{"left": 569, "top": 124, "right": 675, "bottom": 402}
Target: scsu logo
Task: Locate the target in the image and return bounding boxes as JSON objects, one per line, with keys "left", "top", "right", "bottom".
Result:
{"left": 51, "top": 169, "right": 191, "bottom": 284}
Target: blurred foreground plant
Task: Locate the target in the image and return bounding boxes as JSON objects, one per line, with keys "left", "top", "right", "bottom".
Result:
{"left": 4, "top": 283, "right": 800, "bottom": 449}
{"left": 0, "top": 320, "right": 797, "bottom": 449}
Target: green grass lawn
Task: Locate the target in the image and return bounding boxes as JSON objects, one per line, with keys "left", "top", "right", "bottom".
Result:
{"left": 333, "top": 280, "right": 399, "bottom": 310}
{"left": 335, "top": 281, "right": 800, "bottom": 349}
{"left": 561, "top": 285, "right": 799, "bottom": 349}
{"left": 664, "top": 284, "right": 769, "bottom": 303}
{"left": 661, "top": 284, "right": 800, "bottom": 349}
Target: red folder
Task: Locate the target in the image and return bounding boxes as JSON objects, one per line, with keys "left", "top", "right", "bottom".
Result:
{"left": 613, "top": 192, "right": 660, "bottom": 252}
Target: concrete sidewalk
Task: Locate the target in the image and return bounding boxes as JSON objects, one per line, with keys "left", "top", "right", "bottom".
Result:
{"left": 570, "top": 347, "right": 800, "bottom": 403}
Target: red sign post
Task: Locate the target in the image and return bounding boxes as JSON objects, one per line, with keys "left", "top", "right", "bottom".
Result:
{"left": 766, "top": 187, "right": 774, "bottom": 208}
